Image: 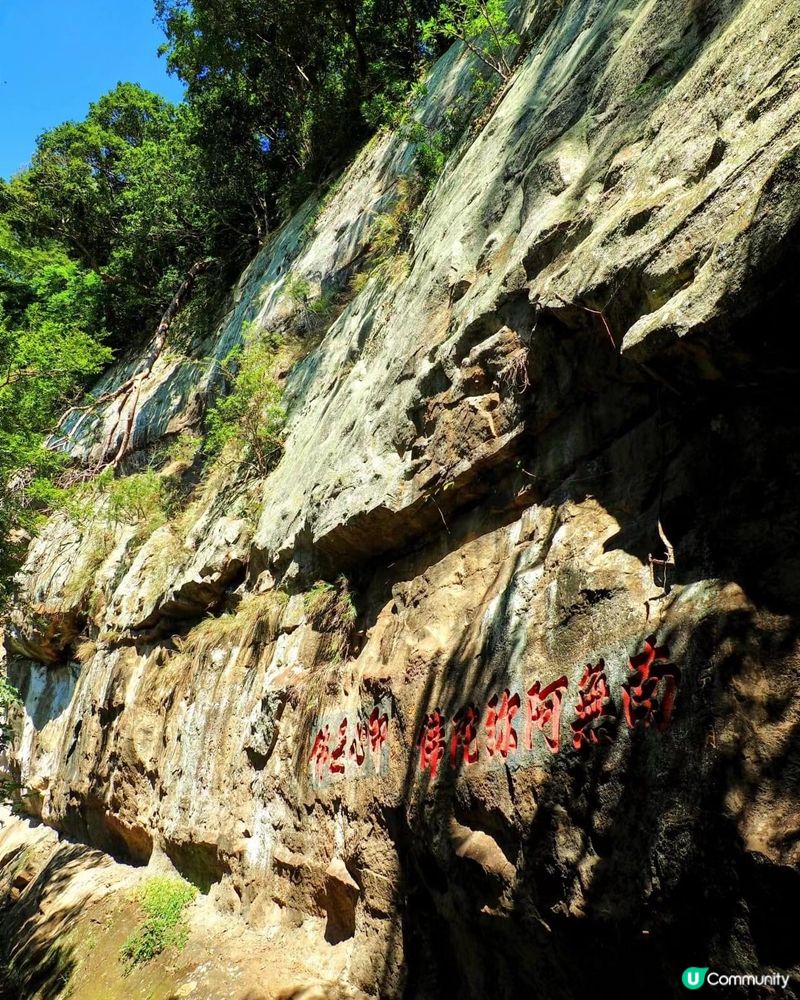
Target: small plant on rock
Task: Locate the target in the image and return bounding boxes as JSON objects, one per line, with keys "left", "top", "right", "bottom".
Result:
{"left": 175, "top": 591, "right": 287, "bottom": 669}
{"left": 305, "top": 575, "right": 357, "bottom": 663}
{"left": 0, "top": 675, "right": 22, "bottom": 800}
{"left": 97, "top": 467, "right": 172, "bottom": 530}
{"left": 282, "top": 272, "right": 336, "bottom": 333}
{"left": 0, "top": 675, "right": 20, "bottom": 753}
{"left": 368, "top": 98, "right": 473, "bottom": 275}
{"left": 205, "top": 330, "right": 286, "bottom": 476}
{"left": 120, "top": 875, "right": 197, "bottom": 972}
{"left": 369, "top": 178, "right": 420, "bottom": 271}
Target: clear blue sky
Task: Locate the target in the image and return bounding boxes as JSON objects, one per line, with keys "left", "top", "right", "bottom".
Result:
{"left": 0, "top": 1, "right": 184, "bottom": 179}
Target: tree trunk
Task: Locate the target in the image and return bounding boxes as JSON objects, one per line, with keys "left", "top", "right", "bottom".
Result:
{"left": 334, "top": 1, "right": 369, "bottom": 78}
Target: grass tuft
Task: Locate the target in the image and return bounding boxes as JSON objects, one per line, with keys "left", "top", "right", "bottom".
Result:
{"left": 120, "top": 876, "right": 197, "bottom": 972}
{"left": 304, "top": 575, "right": 357, "bottom": 664}
{"left": 174, "top": 591, "right": 288, "bottom": 669}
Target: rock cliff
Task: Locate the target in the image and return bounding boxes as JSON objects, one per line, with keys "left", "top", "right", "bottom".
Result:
{"left": 3, "top": 0, "right": 800, "bottom": 997}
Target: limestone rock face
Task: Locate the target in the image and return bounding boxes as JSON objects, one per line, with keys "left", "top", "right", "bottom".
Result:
{"left": 4, "top": 0, "right": 800, "bottom": 997}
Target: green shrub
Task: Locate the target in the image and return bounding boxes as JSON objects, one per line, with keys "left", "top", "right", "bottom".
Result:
{"left": 0, "top": 674, "right": 21, "bottom": 752}
{"left": 369, "top": 178, "right": 420, "bottom": 268}
{"left": 96, "top": 468, "right": 171, "bottom": 529}
{"left": 367, "top": 99, "right": 474, "bottom": 274}
{"left": 402, "top": 98, "right": 473, "bottom": 190}
{"left": 281, "top": 272, "right": 336, "bottom": 333}
{"left": 421, "top": 0, "right": 519, "bottom": 81}
{"left": 0, "top": 675, "right": 22, "bottom": 800}
{"left": 282, "top": 272, "right": 312, "bottom": 304}
{"left": 205, "top": 330, "right": 286, "bottom": 475}
{"left": 61, "top": 528, "right": 115, "bottom": 607}
{"left": 120, "top": 876, "right": 197, "bottom": 971}
{"left": 402, "top": 121, "right": 449, "bottom": 188}
{"left": 55, "top": 461, "right": 180, "bottom": 610}
{"left": 155, "top": 432, "right": 202, "bottom": 472}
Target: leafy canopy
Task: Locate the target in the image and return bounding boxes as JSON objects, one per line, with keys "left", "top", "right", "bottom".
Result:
{"left": 155, "top": 0, "right": 441, "bottom": 210}
{"left": 0, "top": 216, "right": 111, "bottom": 602}
{"left": 421, "top": 0, "right": 518, "bottom": 79}
{"left": 3, "top": 83, "right": 222, "bottom": 345}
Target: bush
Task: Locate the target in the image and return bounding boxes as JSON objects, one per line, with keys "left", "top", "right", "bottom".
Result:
{"left": 205, "top": 330, "right": 286, "bottom": 475}
{"left": 402, "top": 96, "right": 473, "bottom": 189}
{"left": 367, "top": 98, "right": 474, "bottom": 272}
{"left": 0, "top": 675, "right": 21, "bottom": 752}
{"left": 281, "top": 273, "right": 336, "bottom": 333}
{"left": 155, "top": 432, "right": 202, "bottom": 473}
{"left": 120, "top": 876, "right": 197, "bottom": 971}
{"left": 96, "top": 468, "right": 172, "bottom": 529}
{"left": 1, "top": 675, "right": 22, "bottom": 800}
{"left": 282, "top": 272, "right": 312, "bottom": 304}
{"left": 369, "top": 178, "right": 420, "bottom": 268}
{"left": 421, "top": 0, "right": 519, "bottom": 81}
{"left": 361, "top": 77, "right": 429, "bottom": 131}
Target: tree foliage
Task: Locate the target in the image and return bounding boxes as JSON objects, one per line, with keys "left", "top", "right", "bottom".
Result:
{"left": 421, "top": 0, "right": 518, "bottom": 79}
{"left": 155, "top": 0, "right": 440, "bottom": 212}
{"left": 0, "top": 83, "right": 223, "bottom": 597}
{"left": 0, "top": 0, "right": 501, "bottom": 603}
{"left": 0, "top": 217, "right": 111, "bottom": 602}
{"left": 2, "top": 83, "right": 220, "bottom": 345}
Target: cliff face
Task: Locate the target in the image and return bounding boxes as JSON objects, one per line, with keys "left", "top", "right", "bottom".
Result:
{"left": 3, "top": 0, "right": 800, "bottom": 997}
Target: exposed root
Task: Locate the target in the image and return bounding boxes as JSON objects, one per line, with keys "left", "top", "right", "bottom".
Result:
{"left": 58, "top": 258, "right": 214, "bottom": 471}
{"left": 499, "top": 346, "right": 531, "bottom": 393}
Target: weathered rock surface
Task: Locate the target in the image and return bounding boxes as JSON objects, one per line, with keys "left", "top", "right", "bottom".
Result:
{"left": 0, "top": 806, "right": 364, "bottom": 999}
{"left": 3, "top": 0, "right": 800, "bottom": 997}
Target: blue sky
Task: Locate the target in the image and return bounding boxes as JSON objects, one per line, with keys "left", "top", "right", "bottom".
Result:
{"left": 0, "top": 1, "right": 184, "bottom": 179}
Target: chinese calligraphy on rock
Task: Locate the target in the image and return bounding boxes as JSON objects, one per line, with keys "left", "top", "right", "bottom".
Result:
{"left": 309, "top": 702, "right": 390, "bottom": 785}
{"left": 309, "top": 637, "right": 680, "bottom": 785}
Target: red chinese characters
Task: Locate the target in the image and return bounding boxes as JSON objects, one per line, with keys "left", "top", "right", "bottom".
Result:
{"left": 571, "top": 659, "right": 615, "bottom": 750}
{"left": 330, "top": 718, "right": 348, "bottom": 774}
{"left": 309, "top": 702, "right": 391, "bottom": 784}
{"left": 418, "top": 709, "right": 446, "bottom": 778}
{"left": 450, "top": 703, "right": 480, "bottom": 767}
{"left": 621, "top": 636, "right": 680, "bottom": 732}
{"left": 369, "top": 706, "right": 389, "bottom": 763}
{"left": 310, "top": 725, "right": 331, "bottom": 783}
{"left": 524, "top": 676, "right": 568, "bottom": 753}
{"left": 348, "top": 719, "right": 367, "bottom": 767}
{"left": 486, "top": 690, "right": 521, "bottom": 758}
{"left": 311, "top": 636, "right": 681, "bottom": 788}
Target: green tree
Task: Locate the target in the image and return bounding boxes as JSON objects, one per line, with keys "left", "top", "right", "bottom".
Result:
{"left": 155, "top": 0, "right": 440, "bottom": 218}
{"left": 0, "top": 218, "right": 111, "bottom": 604}
{"left": 3, "top": 83, "right": 217, "bottom": 347}
{"left": 421, "top": 0, "right": 519, "bottom": 80}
